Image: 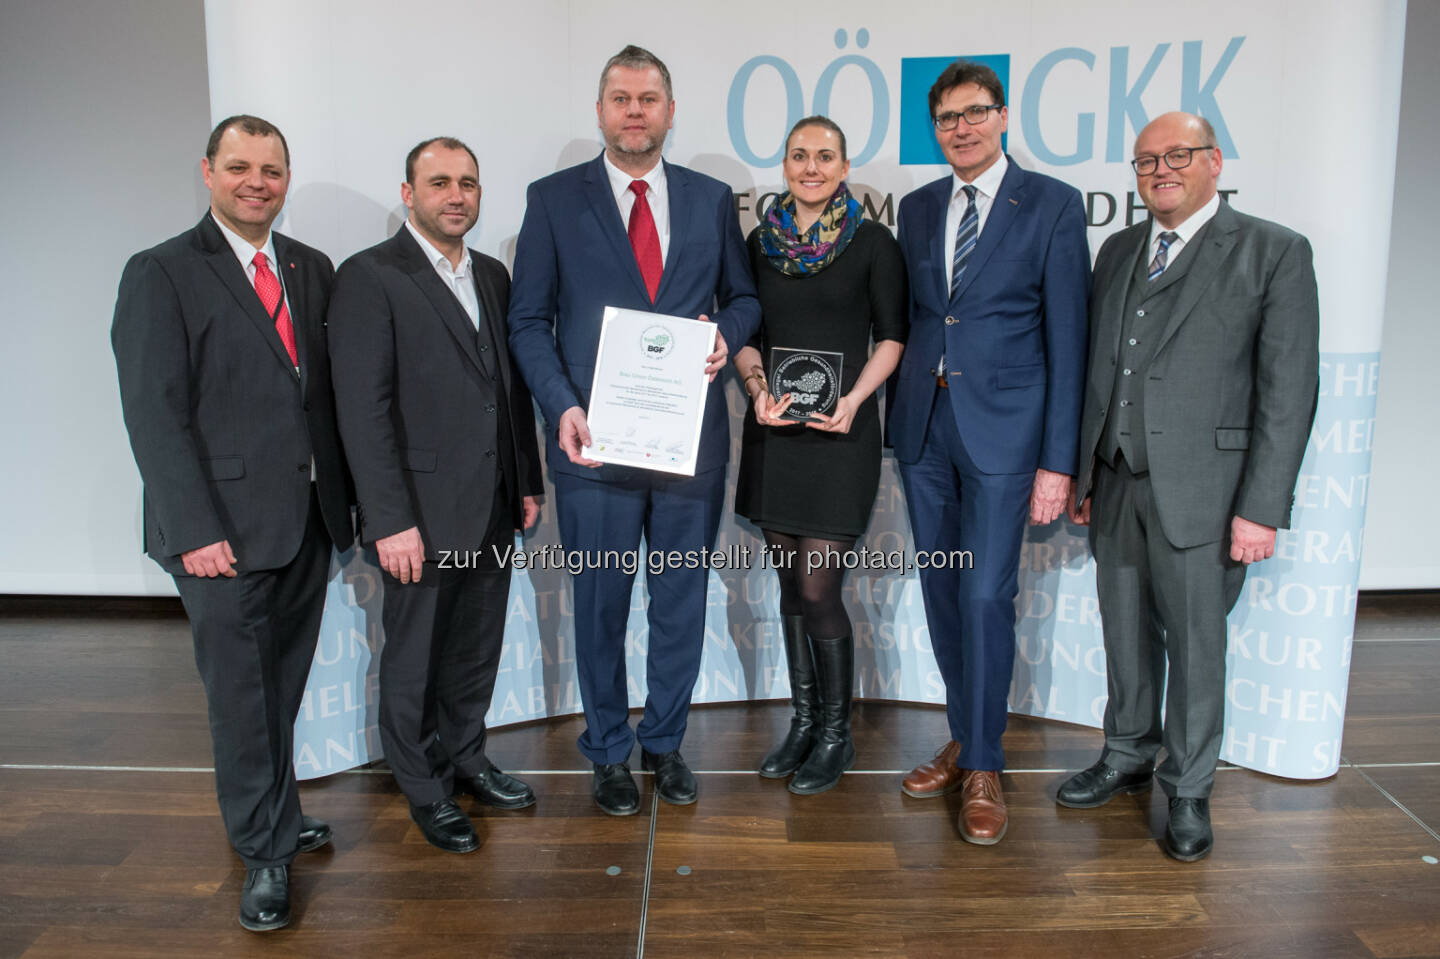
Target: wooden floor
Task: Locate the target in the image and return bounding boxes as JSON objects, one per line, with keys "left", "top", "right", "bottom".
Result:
{"left": 1, "top": 594, "right": 1438, "bottom": 958}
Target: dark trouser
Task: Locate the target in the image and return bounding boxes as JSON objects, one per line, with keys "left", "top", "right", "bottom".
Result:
{"left": 1089, "top": 456, "right": 1246, "bottom": 798}
{"left": 554, "top": 466, "right": 725, "bottom": 765}
{"left": 378, "top": 482, "right": 513, "bottom": 806}
{"left": 173, "top": 487, "right": 332, "bottom": 869}
{"left": 898, "top": 402, "right": 1032, "bottom": 772}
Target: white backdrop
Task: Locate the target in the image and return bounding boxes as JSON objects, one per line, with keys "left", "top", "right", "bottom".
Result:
{"left": 198, "top": 0, "right": 1406, "bottom": 780}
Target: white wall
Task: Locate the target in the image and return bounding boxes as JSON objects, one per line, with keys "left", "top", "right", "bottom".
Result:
{"left": 1360, "top": 0, "right": 1440, "bottom": 589}
{"left": 0, "top": 0, "right": 210, "bottom": 594}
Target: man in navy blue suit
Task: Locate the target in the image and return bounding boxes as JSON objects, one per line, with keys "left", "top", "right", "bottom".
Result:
{"left": 888, "top": 60, "right": 1090, "bottom": 844}
{"left": 507, "top": 45, "right": 760, "bottom": 815}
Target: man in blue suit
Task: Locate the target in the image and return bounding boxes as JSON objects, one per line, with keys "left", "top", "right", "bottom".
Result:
{"left": 508, "top": 45, "right": 760, "bottom": 815}
{"left": 889, "top": 60, "right": 1090, "bottom": 844}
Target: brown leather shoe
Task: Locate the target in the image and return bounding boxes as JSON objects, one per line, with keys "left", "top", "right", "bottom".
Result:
{"left": 901, "top": 740, "right": 964, "bottom": 798}
{"left": 958, "top": 769, "right": 1008, "bottom": 845}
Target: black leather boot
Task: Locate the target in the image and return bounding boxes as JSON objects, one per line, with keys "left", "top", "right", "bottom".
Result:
{"left": 788, "top": 635, "right": 854, "bottom": 795}
{"left": 759, "top": 615, "right": 818, "bottom": 778}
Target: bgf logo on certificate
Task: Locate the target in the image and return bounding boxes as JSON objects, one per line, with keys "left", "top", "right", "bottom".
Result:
{"left": 583, "top": 306, "right": 715, "bottom": 475}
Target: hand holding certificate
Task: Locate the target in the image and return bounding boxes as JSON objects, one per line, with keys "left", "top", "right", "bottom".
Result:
{"left": 582, "top": 306, "right": 716, "bottom": 475}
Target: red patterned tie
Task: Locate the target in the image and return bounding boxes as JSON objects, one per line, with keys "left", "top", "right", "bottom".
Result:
{"left": 252, "top": 251, "right": 298, "bottom": 367}
{"left": 627, "top": 180, "right": 663, "bottom": 302}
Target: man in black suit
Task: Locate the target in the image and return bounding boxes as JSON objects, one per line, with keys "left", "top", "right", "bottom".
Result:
{"left": 112, "top": 115, "right": 354, "bottom": 931}
{"left": 327, "top": 138, "right": 543, "bottom": 853}
{"left": 1058, "top": 112, "right": 1319, "bottom": 861}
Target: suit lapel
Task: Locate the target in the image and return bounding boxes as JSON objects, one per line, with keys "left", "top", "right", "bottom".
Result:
{"left": 950, "top": 158, "right": 1024, "bottom": 305}
{"left": 923, "top": 178, "right": 949, "bottom": 309}
{"left": 393, "top": 228, "right": 487, "bottom": 376}
{"left": 472, "top": 264, "right": 509, "bottom": 389}
{"left": 583, "top": 154, "right": 652, "bottom": 304}
{"left": 1150, "top": 203, "right": 1240, "bottom": 357}
{"left": 273, "top": 233, "right": 312, "bottom": 392}
{"left": 654, "top": 160, "right": 688, "bottom": 305}
{"left": 1098, "top": 224, "right": 1150, "bottom": 363}
{"left": 197, "top": 215, "right": 299, "bottom": 377}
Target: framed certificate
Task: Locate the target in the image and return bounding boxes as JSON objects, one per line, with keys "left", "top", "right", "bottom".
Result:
{"left": 768, "top": 347, "right": 844, "bottom": 421}
{"left": 582, "top": 306, "right": 715, "bottom": 475}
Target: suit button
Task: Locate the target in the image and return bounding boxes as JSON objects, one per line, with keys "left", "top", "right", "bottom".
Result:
{"left": 479, "top": 343, "right": 489, "bottom": 352}
{"left": 1128, "top": 338, "right": 1137, "bottom": 346}
{"left": 1120, "top": 400, "right": 1130, "bottom": 407}
{"left": 297, "top": 463, "right": 308, "bottom": 472}
{"left": 486, "top": 404, "right": 497, "bottom": 414}
{"left": 484, "top": 449, "right": 495, "bottom": 458}
{"left": 928, "top": 368, "right": 937, "bottom": 376}
{"left": 1136, "top": 309, "right": 1146, "bottom": 317}
{"left": 944, "top": 315, "right": 957, "bottom": 325}
{"left": 1123, "top": 369, "right": 1133, "bottom": 376}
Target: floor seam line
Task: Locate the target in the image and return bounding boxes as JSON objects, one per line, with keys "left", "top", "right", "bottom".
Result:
{"left": 1351, "top": 762, "right": 1440, "bottom": 845}
{"left": 636, "top": 789, "right": 658, "bottom": 959}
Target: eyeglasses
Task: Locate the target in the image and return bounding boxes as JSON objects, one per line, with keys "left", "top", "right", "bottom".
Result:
{"left": 932, "top": 104, "right": 1003, "bottom": 131}
{"left": 1130, "top": 146, "right": 1216, "bottom": 176}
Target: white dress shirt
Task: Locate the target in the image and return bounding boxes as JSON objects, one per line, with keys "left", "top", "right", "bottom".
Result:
{"left": 1148, "top": 191, "right": 1220, "bottom": 273}
{"left": 603, "top": 152, "right": 670, "bottom": 266}
{"left": 405, "top": 220, "right": 480, "bottom": 328}
{"left": 212, "top": 212, "right": 283, "bottom": 299}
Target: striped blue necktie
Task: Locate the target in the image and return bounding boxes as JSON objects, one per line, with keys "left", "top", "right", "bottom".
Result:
{"left": 1147, "top": 231, "right": 1178, "bottom": 281}
{"left": 950, "top": 184, "right": 979, "bottom": 294}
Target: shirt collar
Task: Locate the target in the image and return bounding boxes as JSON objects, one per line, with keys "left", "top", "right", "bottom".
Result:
{"left": 405, "top": 219, "right": 471, "bottom": 278}
{"left": 1151, "top": 191, "right": 1221, "bottom": 248}
{"left": 952, "top": 153, "right": 1008, "bottom": 202}
{"left": 211, "top": 211, "right": 277, "bottom": 272}
{"left": 603, "top": 150, "right": 666, "bottom": 199}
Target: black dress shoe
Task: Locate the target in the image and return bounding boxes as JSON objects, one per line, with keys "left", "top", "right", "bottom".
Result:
{"left": 593, "top": 763, "right": 640, "bottom": 816}
{"left": 297, "top": 814, "right": 332, "bottom": 852}
{"left": 1055, "top": 760, "right": 1153, "bottom": 808}
{"left": 410, "top": 798, "right": 479, "bottom": 853}
{"left": 238, "top": 865, "right": 289, "bottom": 932}
{"left": 459, "top": 766, "right": 536, "bottom": 810}
{"left": 1164, "top": 797, "right": 1213, "bottom": 862}
{"left": 642, "top": 750, "right": 697, "bottom": 805}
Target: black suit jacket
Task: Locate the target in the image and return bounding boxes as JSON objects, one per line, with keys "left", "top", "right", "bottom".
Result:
{"left": 112, "top": 213, "right": 354, "bottom": 574}
{"left": 327, "top": 227, "right": 542, "bottom": 559}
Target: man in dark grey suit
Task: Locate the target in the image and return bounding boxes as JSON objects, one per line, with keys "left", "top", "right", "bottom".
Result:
{"left": 113, "top": 116, "right": 354, "bottom": 930}
{"left": 327, "top": 138, "right": 543, "bottom": 854}
{"left": 1058, "top": 112, "right": 1319, "bottom": 861}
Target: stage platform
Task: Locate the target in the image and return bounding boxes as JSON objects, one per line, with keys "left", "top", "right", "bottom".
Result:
{"left": 1, "top": 593, "right": 1437, "bottom": 957}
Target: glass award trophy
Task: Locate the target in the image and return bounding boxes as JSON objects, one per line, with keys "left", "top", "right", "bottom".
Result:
{"left": 768, "top": 347, "right": 844, "bottom": 421}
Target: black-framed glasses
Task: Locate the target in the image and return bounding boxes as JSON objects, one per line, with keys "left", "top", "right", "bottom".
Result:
{"left": 932, "top": 104, "right": 1003, "bottom": 131}
{"left": 1131, "top": 146, "right": 1215, "bottom": 176}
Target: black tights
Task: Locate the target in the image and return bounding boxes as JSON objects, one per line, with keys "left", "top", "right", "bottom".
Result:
{"left": 763, "top": 530, "right": 854, "bottom": 641}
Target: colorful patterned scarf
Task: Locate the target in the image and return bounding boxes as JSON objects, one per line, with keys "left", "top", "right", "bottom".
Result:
{"left": 757, "top": 183, "right": 863, "bottom": 277}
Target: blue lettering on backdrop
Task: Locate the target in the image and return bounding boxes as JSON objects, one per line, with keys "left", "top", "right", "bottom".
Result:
{"left": 727, "top": 28, "right": 891, "bottom": 167}
{"left": 727, "top": 33, "right": 1243, "bottom": 167}
{"left": 1021, "top": 48, "right": 1096, "bottom": 165}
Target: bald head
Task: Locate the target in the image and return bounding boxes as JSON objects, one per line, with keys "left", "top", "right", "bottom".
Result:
{"left": 1133, "top": 112, "right": 1223, "bottom": 229}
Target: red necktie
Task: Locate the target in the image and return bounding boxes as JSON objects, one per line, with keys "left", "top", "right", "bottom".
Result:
{"left": 627, "top": 180, "right": 663, "bottom": 302}
{"left": 253, "top": 251, "right": 298, "bottom": 367}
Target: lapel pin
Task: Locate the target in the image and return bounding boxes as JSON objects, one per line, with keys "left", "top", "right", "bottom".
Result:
{"left": 1008, "top": 198, "right": 1018, "bottom": 206}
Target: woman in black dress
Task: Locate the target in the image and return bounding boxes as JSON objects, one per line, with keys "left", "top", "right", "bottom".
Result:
{"left": 733, "top": 116, "right": 907, "bottom": 794}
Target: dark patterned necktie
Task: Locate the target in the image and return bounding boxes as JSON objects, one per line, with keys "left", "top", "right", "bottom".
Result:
{"left": 950, "top": 184, "right": 978, "bottom": 294}
{"left": 1147, "top": 231, "right": 1178, "bottom": 281}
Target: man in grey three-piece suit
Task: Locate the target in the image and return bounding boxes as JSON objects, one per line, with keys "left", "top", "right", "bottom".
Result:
{"left": 1056, "top": 112, "right": 1319, "bottom": 861}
